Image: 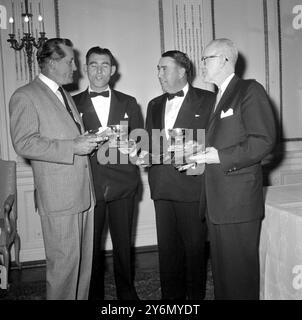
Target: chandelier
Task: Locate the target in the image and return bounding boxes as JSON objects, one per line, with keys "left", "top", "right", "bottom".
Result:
{"left": 7, "top": 0, "right": 47, "bottom": 81}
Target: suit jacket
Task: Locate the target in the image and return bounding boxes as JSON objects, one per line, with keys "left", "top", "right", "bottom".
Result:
{"left": 73, "top": 88, "right": 143, "bottom": 202}
{"left": 9, "top": 77, "right": 94, "bottom": 216}
{"left": 205, "top": 75, "right": 276, "bottom": 224}
{"left": 146, "top": 85, "right": 214, "bottom": 202}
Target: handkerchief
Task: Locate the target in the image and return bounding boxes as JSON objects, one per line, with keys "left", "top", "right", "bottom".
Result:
{"left": 220, "top": 108, "right": 233, "bottom": 118}
{"left": 195, "top": 114, "right": 200, "bottom": 118}
{"left": 124, "top": 113, "right": 129, "bottom": 119}
{"left": 80, "top": 113, "right": 83, "bottom": 117}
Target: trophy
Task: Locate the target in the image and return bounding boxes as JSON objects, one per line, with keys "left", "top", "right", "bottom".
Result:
{"left": 107, "top": 124, "right": 129, "bottom": 148}
{"left": 168, "top": 128, "right": 191, "bottom": 145}
{"left": 168, "top": 128, "right": 206, "bottom": 174}
{"left": 87, "top": 127, "right": 109, "bottom": 145}
{"left": 168, "top": 128, "right": 191, "bottom": 165}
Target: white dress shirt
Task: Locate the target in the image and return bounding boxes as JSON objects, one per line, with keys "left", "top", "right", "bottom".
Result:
{"left": 164, "top": 83, "right": 189, "bottom": 139}
{"left": 89, "top": 86, "right": 111, "bottom": 127}
{"left": 213, "top": 73, "right": 235, "bottom": 112}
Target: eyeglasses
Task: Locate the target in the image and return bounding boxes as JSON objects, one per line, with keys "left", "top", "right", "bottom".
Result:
{"left": 201, "top": 55, "right": 229, "bottom": 63}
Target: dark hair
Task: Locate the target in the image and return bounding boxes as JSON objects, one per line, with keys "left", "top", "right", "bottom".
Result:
{"left": 36, "top": 38, "right": 73, "bottom": 69}
{"left": 85, "top": 47, "right": 116, "bottom": 66}
{"left": 162, "top": 50, "right": 192, "bottom": 80}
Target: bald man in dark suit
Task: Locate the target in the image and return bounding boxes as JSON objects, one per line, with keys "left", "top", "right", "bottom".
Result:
{"left": 190, "top": 38, "right": 276, "bottom": 299}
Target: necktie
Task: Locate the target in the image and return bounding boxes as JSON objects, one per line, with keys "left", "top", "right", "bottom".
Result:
{"left": 167, "top": 90, "right": 184, "bottom": 100}
{"left": 58, "top": 87, "right": 81, "bottom": 132}
{"left": 213, "top": 88, "right": 222, "bottom": 112}
{"left": 89, "top": 90, "right": 110, "bottom": 98}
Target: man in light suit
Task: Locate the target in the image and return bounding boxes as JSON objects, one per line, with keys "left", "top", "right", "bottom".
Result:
{"left": 9, "top": 38, "right": 101, "bottom": 300}
{"left": 190, "top": 38, "right": 276, "bottom": 299}
{"left": 73, "top": 47, "right": 143, "bottom": 300}
{"left": 145, "top": 50, "right": 214, "bottom": 300}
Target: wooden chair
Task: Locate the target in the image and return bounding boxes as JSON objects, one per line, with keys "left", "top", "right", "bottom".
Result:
{"left": 0, "top": 159, "right": 21, "bottom": 289}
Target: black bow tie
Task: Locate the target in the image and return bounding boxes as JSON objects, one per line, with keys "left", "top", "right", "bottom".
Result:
{"left": 89, "top": 90, "right": 109, "bottom": 98}
{"left": 167, "top": 90, "right": 184, "bottom": 100}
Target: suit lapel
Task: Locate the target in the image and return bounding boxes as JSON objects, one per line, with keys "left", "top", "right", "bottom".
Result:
{"left": 63, "top": 89, "right": 84, "bottom": 133}
{"left": 35, "top": 78, "right": 82, "bottom": 133}
{"left": 174, "top": 86, "right": 200, "bottom": 129}
{"left": 79, "top": 89, "right": 102, "bottom": 129}
{"left": 151, "top": 95, "right": 166, "bottom": 130}
{"left": 151, "top": 87, "right": 202, "bottom": 130}
{"left": 36, "top": 77, "right": 65, "bottom": 113}
{"left": 208, "top": 75, "right": 240, "bottom": 125}
{"left": 107, "top": 90, "right": 127, "bottom": 126}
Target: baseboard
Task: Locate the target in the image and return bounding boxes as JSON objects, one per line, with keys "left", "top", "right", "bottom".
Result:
{"left": 11, "top": 259, "right": 46, "bottom": 270}
{"left": 105, "top": 244, "right": 158, "bottom": 257}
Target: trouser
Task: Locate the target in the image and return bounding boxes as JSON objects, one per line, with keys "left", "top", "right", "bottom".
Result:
{"left": 89, "top": 197, "right": 138, "bottom": 300}
{"left": 207, "top": 216, "right": 261, "bottom": 300}
{"left": 154, "top": 200, "right": 207, "bottom": 300}
{"left": 40, "top": 208, "right": 94, "bottom": 300}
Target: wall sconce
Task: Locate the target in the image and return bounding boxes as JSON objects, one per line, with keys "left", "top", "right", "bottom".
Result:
{"left": 7, "top": 0, "right": 47, "bottom": 82}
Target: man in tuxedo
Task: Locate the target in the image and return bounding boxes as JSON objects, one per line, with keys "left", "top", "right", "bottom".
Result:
{"left": 9, "top": 38, "right": 100, "bottom": 299}
{"left": 190, "top": 38, "right": 276, "bottom": 299}
{"left": 73, "top": 47, "right": 143, "bottom": 300}
{"left": 145, "top": 50, "right": 214, "bottom": 300}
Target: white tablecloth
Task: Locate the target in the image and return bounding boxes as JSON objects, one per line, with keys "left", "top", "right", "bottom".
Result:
{"left": 260, "top": 183, "right": 302, "bottom": 300}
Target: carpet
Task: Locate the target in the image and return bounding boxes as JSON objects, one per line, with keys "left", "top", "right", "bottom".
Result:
{"left": 105, "top": 264, "right": 214, "bottom": 300}
{"left": 0, "top": 265, "right": 214, "bottom": 300}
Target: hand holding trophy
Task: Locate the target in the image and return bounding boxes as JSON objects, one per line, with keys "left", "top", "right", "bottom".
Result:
{"left": 118, "top": 139, "right": 137, "bottom": 156}
{"left": 107, "top": 124, "right": 128, "bottom": 148}
{"left": 167, "top": 128, "right": 206, "bottom": 175}
{"left": 86, "top": 127, "right": 109, "bottom": 143}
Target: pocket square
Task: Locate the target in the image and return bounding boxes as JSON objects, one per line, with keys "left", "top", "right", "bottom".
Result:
{"left": 220, "top": 108, "right": 233, "bottom": 118}
{"left": 80, "top": 112, "right": 83, "bottom": 117}
{"left": 195, "top": 114, "right": 200, "bottom": 118}
{"left": 124, "top": 113, "right": 129, "bottom": 119}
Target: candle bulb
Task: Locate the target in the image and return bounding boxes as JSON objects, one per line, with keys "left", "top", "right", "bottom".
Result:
{"left": 38, "top": 15, "right": 45, "bottom": 33}
{"left": 9, "top": 17, "right": 14, "bottom": 34}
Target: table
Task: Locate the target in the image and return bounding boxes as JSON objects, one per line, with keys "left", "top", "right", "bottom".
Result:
{"left": 260, "top": 183, "right": 302, "bottom": 300}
